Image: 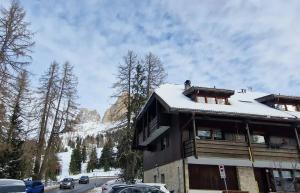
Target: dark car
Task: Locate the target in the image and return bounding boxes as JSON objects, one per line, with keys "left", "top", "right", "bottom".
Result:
{"left": 79, "top": 176, "right": 89, "bottom": 184}
{"left": 119, "top": 185, "right": 163, "bottom": 193}
{"left": 107, "top": 184, "right": 130, "bottom": 193}
{"left": 59, "top": 178, "right": 75, "bottom": 189}
{"left": 25, "top": 181, "right": 44, "bottom": 193}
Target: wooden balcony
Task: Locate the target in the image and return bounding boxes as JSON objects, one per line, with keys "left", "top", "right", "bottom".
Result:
{"left": 184, "top": 139, "right": 250, "bottom": 159}
{"left": 251, "top": 143, "right": 299, "bottom": 162}
{"left": 184, "top": 139, "right": 300, "bottom": 162}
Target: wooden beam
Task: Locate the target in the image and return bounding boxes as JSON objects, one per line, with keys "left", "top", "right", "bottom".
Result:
{"left": 192, "top": 113, "right": 198, "bottom": 159}
{"left": 245, "top": 122, "right": 254, "bottom": 162}
{"left": 294, "top": 127, "right": 300, "bottom": 151}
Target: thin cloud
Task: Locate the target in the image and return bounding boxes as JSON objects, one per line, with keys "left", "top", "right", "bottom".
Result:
{"left": 14, "top": 0, "right": 300, "bottom": 115}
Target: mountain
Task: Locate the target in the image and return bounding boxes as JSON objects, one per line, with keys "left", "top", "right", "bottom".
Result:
{"left": 102, "top": 93, "right": 127, "bottom": 124}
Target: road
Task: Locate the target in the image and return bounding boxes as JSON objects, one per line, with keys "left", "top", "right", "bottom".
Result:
{"left": 46, "top": 177, "right": 113, "bottom": 193}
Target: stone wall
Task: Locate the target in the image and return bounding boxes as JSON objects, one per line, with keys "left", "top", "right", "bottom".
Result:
{"left": 144, "top": 159, "right": 188, "bottom": 193}
{"left": 236, "top": 166, "right": 259, "bottom": 193}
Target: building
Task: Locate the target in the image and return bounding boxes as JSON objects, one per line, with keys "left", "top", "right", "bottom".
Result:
{"left": 133, "top": 81, "right": 300, "bottom": 193}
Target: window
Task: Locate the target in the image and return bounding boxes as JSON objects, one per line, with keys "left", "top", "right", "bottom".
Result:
{"left": 197, "top": 129, "right": 211, "bottom": 139}
{"left": 197, "top": 96, "right": 206, "bottom": 103}
{"left": 154, "top": 175, "right": 157, "bottom": 183}
{"left": 206, "top": 97, "right": 216, "bottom": 104}
{"left": 272, "top": 170, "right": 295, "bottom": 192}
{"left": 161, "top": 135, "right": 169, "bottom": 150}
{"left": 286, "top": 104, "right": 297, "bottom": 112}
{"left": 275, "top": 104, "right": 286, "bottom": 111}
{"left": 216, "top": 98, "right": 226, "bottom": 105}
{"left": 252, "top": 134, "right": 265, "bottom": 144}
{"left": 213, "top": 129, "right": 223, "bottom": 140}
{"left": 161, "top": 174, "right": 165, "bottom": 183}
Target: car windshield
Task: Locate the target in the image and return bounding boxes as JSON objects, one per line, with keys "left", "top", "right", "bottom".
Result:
{"left": 81, "top": 176, "right": 88, "bottom": 179}
{"left": 63, "top": 178, "right": 72, "bottom": 182}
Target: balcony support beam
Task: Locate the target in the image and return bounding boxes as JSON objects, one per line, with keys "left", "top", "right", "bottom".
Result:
{"left": 294, "top": 127, "right": 300, "bottom": 152}
{"left": 245, "top": 122, "right": 254, "bottom": 162}
{"left": 192, "top": 113, "right": 198, "bottom": 159}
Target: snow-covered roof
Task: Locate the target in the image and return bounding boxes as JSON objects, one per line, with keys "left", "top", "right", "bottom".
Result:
{"left": 153, "top": 84, "right": 299, "bottom": 120}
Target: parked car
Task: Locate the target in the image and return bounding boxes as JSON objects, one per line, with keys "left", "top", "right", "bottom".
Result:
{"left": 0, "top": 179, "right": 26, "bottom": 193}
{"left": 79, "top": 176, "right": 89, "bottom": 184}
{"left": 138, "top": 183, "right": 170, "bottom": 193}
{"left": 119, "top": 185, "right": 163, "bottom": 193}
{"left": 106, "top": 184, "right": 130, "bottom": 193}
{"left": 59, "top": 178, "right": 75, "bottom": 189}
{"left": 25, "top": 181, "right": 44, "bottom": 193}
{"left": 102, "top": 179, "right": 125, "bottom": 193}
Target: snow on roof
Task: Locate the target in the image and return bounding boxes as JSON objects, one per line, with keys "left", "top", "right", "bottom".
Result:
{"left": 154, "top": 84, "right": 298, "bottom": 119}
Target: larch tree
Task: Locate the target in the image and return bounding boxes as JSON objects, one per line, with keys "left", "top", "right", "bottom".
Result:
{"left": 33, "top": 62, "right": 60, "bottom": 179}
{"left": 87, "top": 147, "right": 97, "bottom": 172}
{"left": 0, "top": 0, "right": 34, "bottom": 103}
{"left": 144, "top": 52, "right": 167, "bottom": 97}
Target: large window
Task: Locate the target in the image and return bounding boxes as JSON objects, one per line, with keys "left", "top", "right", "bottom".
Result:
{"left": 275, "top": 104, "right": 286, "bottom": 111}
{"left": 197, "top": 128, "right": 223, "bottom": 140}
{"left": 196, "top": 96, "right": 229, "bottom": 105}
{"left": 197, "top": 129, "right": 211, "bottom": 139}
{"left": 206, "top": 97, "right": 216, "bottom": 104}
{"left": 286, "top": 104, "right": 297, "bottom": 112}
{"left": 197, "top": 96, "right": 206, "bottom": 103}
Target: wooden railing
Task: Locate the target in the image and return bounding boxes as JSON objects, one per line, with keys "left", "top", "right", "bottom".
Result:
{"left": 184, "top": 139, "right": 300, "bottom": 161}
{"left": 251, "top": 143, "right": 299, "bottom": 161}
{"left": 184, "top": 139, "right": 249, "bottom": 158}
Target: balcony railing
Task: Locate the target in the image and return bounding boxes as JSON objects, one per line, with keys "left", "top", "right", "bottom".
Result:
{"left": 251, "top": 143, "right": 299, "bottom": 161}
{"left": 184, "top": 139, "right": 300, "bottom": 162}
{"left": 184, "top": 139, "right": 249, "bottom": 159}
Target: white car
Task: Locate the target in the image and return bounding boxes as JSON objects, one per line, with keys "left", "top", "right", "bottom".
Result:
{"left": 0, "top": 179, "right": 26, "bottom": 193}
{"left": 137, "top": 183, "right": 170, "bottom": 193}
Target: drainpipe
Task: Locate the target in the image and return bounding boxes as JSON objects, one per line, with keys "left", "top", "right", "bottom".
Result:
{"left": 192, "top": 113, "right": 198, "bottom": 159}
{"left": 245, "top": 122, "right": 254, "bottom": 162}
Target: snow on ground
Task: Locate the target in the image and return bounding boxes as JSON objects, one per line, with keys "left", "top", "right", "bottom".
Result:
{"left": 57, "top": 146, "right": 120, "bottom": 181}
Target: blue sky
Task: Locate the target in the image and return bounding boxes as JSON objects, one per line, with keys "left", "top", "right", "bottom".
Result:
{"left": 2, "top": 0, "right": 300, "bottom": 116}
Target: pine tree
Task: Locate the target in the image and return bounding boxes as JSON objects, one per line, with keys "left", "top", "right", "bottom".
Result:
{"left": 87, "top": 147, "right": 97, "bottom": 172}
{"left": 69, "top": 143, "right": 81, "bottom": 175}
{"left": 99, "top": 137, "right": 113, "bottom": 171}
{"left": 0, "top": 71, "right": 30, "bottom": 178}
{"left": 81, "top": 145, "right": 87, "bottom": 163}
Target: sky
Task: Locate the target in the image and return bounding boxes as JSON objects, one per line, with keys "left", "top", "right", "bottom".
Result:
{"left": 1, "top": 0, "right": 300, "bottom": 117}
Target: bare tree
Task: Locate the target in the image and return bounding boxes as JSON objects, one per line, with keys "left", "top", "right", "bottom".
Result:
{"left": 113, "top": 50, "right": 137, "bottom": 129}
{"left": 38, "top": 62, "right": 78, "bottom": 179}
{"left": 0, "top": 0, "right": 34, "bottom": 76}
{"left": 144, "top": 52, "right": 167, "bottom": 97}
{"left": 33, "top": 62, "right": 60, "bottom": 179}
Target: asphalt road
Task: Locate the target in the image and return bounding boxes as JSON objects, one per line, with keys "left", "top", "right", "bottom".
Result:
{"left": 45, "top": 177, "right": 113, "bottom": 193}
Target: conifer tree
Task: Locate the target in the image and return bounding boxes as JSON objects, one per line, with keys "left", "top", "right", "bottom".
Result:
{"left": 87, "top": 147, "right": 97, "bottom": 172}
{"left": 69, "top": 143, "right": 81, "bottom": 175}
{"left": 81, "top": 145, "right": 87, "bottom": 163}
{"left": 99, "top": 137, "right": 113, "bottom": 171}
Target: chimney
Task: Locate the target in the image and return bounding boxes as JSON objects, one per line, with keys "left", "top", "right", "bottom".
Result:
{"left": 184, "top": 80, "right": 191, "bottom": 90}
